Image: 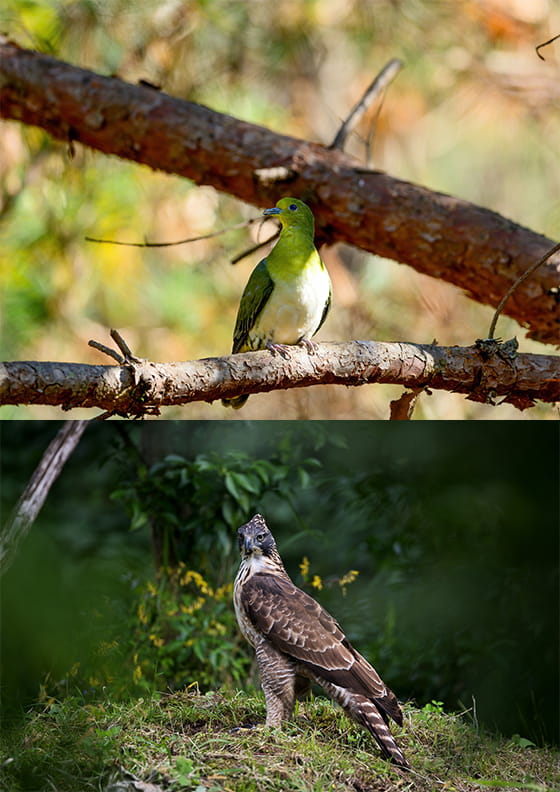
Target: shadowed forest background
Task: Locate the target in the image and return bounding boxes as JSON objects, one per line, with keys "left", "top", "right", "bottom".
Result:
{"left": 1, "top": 0, "right": 559, "bottom": 418}
{"left": 1, "top": 421, "right": 558, "bottom": 749}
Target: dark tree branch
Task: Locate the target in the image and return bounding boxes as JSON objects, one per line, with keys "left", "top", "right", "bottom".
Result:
{"left": 1, "top": 39, "right": 558, "bottom": 344}
{"left": 0, "top": 343, "right": 557, "bottom": 416}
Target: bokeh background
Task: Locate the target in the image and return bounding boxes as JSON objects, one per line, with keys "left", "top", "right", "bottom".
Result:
{"left": 1, "top": 421, "right": 558, "bottom": 746}
{"left": 1, "top": 0, "right": 559, "bottom": 418}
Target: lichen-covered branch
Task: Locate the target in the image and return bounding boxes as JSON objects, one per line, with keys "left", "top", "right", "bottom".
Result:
{"left": 1, "top": 39, "right": 558, "bottom": 344}
{"left": 1, "top": 342, "right": 557, "bottom": 416}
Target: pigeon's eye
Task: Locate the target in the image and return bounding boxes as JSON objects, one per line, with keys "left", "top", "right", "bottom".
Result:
{"left": 289, "top": 203, "right": 298, "bottom": 211}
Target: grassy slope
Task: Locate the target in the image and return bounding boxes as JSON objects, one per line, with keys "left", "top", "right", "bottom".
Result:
{"left": 1, "top": 690, "right": 558, "bottom": 792}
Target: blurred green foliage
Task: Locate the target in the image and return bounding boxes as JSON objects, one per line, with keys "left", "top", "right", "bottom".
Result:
{"left": 109, "top": 444, "right": 358, "bottom": 694}
{"left": 111, "top": 442, "right": 320, "bottom": 577}
{"left": 127, "top": 565, "right": 249, "bottom": 693}
{"left": 103, "top": 440, "right": 322, "bottom": 693}
{"left": 1, "top": 421, "right": 557, "bottom": 746}
{"left": 1, "top": 0, "right": 559, "bottom": 418}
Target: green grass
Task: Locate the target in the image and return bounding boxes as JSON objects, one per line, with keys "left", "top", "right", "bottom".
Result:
{"left": 1, "top": 690, "right": 558, "bottom": 792}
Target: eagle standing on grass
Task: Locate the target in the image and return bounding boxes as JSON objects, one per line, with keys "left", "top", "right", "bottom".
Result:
{"left": 233, "top": 514, "right": 409, "bottom": 768}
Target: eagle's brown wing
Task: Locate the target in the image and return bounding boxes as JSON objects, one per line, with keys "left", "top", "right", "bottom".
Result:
{"left": 241, "top": 572, "right": 402, "bottom": 726}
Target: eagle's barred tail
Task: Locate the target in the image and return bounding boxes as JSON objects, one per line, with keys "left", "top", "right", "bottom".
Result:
{"left": 357, "top": 699, "right": 409, "bottom": 769}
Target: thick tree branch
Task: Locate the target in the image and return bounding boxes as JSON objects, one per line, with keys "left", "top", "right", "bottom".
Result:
{"left": 0, "top": 342, "right": 557, "bottom": 415}
{"left": 0, "top": 39, "right": 558, "bottom": 344}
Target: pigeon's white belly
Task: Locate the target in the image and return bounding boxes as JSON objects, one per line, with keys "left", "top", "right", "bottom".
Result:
{"left": 249, "top": 267, "right": 330, "bottom": 347}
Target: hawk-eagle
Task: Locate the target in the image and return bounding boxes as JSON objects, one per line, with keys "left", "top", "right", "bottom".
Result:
{"left": 233, "top": 514, "right": 409, "bottom": 768}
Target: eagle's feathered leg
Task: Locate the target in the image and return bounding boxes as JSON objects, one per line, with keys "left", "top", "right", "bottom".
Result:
{"left": 255, "top": 641, "right": 297, "bottom": 725}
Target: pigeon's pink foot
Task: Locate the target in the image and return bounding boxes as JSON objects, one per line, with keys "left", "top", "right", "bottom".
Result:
{"left": 266, "top": 341, "right": 292, "bottom": 359}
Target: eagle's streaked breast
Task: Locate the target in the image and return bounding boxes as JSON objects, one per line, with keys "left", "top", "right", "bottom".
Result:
{"left": 234, "top": 552, "right": 283, "bottom": 647}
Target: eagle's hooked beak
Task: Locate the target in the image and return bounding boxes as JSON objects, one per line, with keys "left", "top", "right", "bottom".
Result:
{"left": 239, "top": 530, "right": 258, "bottom": 556}
{"left": 243, "top": 535, "right": 258, "bottom": 555}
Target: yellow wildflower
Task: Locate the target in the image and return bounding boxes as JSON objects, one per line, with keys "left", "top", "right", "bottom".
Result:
{"left": 299, "top": 556, "right": 310, "bottom": 579}
{"left": 208, "top": 620, "right": 227, "bottom": 636}
{"left": 215, "top": 583, "right": 233, "bottom": 599}
{"left": 311, "top": 575, "right": 323, "bottom": 591}
{"left": 181, "top": 596, "right": 206, "bottom": 615}
{"left": 180, "top": 570, "right": 211, "bottom": 594}
{"left": 339, "top": 570, "right": 359, "bottom": 587}
{"left": 339, "top": 569, "right": 359, "bottom": 595}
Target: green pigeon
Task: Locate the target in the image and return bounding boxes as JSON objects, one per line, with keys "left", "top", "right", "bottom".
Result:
{"left": 222, "top": 197, "right": 332, "bottom": 409}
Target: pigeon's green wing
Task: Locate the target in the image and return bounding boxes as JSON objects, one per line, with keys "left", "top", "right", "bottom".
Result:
{"left": 315, "top": 280, "right": 332, "bottom": 336}
{"left": 232, "top": 258, "right": 275, "bottom": 353}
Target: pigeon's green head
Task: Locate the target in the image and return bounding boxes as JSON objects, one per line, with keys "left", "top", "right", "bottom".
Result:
{"left": 263, "top": 197, "right": 315, "bottom": 234}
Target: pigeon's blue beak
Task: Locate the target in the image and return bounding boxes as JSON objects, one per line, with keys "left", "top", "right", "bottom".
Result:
{"left": 263, "top": 207, "right": 281, "bottom": 216}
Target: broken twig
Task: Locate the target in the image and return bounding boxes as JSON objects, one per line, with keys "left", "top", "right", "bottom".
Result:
{"left": 85, "top": 218, "right": 259, "bottom": 248}
{"left": 329, "top": 58, "right": 403, "bottom": 151}
{"left": 536, "top": 33, "right": 560, "bottom": 60}
{"left": 486, "top": 242, "right": 560, "bottom": 341}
